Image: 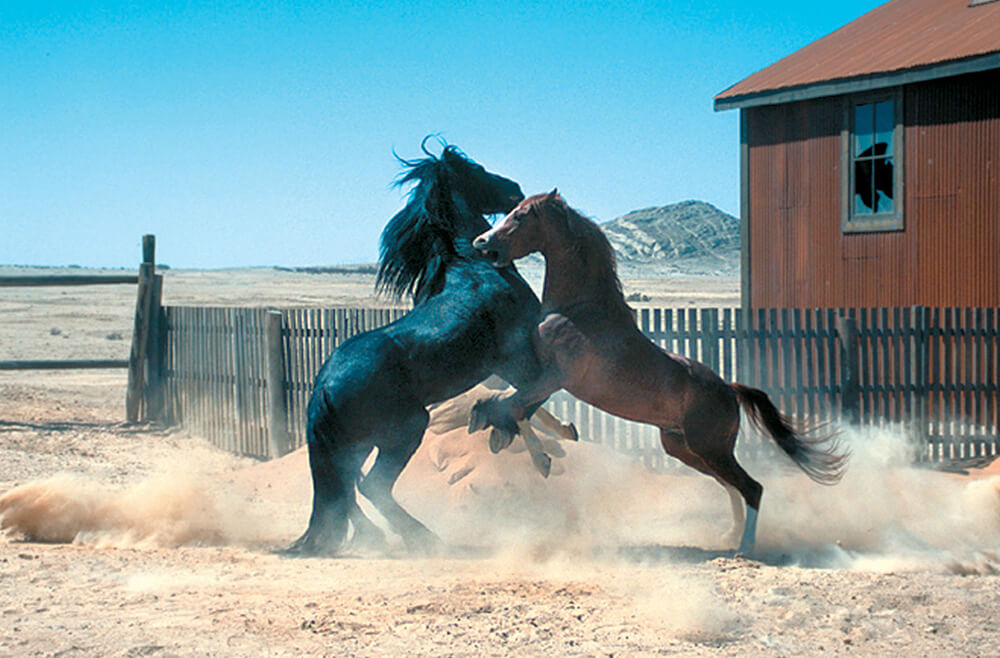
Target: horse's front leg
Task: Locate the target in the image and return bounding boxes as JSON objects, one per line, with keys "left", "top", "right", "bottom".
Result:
{"left": 468, "top": 312, "right": 580, "bottom": 452}
{"left": 531, "top": 406, "right": 578, "bottom": 442}
{"left": 467, "top": 369, "right": 564, "bottom": 453}
{"left": 516, "top": 421, "right": 552, "bottom": 477}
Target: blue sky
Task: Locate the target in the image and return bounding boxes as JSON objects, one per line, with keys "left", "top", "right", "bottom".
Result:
{"left": 2, "top": 1, "right": 886, "bottom": 268}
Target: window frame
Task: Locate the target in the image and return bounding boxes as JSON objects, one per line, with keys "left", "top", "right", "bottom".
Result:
{"left": 840, "top": 88, "right": 905, "bottom": 233}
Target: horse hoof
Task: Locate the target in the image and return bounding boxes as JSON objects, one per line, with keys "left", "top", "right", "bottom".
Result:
{"left": 279, "top": 535, "right": 338, "bottom": 558}
{"left": 566, "top": 423, "right": 579, "bottom": 441}
{"left": 468, "top": 402, "right": 489, "bottom": 432}
{"left": 532, "top": 452, "right": 552, "bottom": 478}
{"left": 280, "top": 531, "right": 312, "bottom": 557}
{"left": 489, "top": 428, "right": 514, "bottom": 454}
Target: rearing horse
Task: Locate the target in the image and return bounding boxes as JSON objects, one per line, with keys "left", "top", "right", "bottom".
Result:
{"left": 471, "top": 190, "right": 848, "bottom": 554}
{"left": 288, "top": 143, "right": 547, "bottom": 555}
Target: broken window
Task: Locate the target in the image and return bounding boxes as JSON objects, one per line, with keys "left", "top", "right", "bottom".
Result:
{"left": 842, "top": 91, "right": 903, "bottom": 232}
{"left": 853, "top": 101, "right": 895, "bottom": 214}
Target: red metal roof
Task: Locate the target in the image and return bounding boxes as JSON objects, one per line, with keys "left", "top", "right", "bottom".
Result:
{"left": 716, "top": 0, "right": 1000, "bottom": 108}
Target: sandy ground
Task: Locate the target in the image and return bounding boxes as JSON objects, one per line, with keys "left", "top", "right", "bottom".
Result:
{"left": 2, "top": 266, "right": 1000, "bottom": 657}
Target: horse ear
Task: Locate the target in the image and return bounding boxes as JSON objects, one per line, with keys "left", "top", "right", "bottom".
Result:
{"left": 547, "top": 188, "right": 559, "bottom": 200}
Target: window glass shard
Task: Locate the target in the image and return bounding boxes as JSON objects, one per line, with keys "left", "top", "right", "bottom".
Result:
{"left": 875, "top": 101, "right": 894, "bottom": 156}
{"left": 854, "top": 103, "right": 873, "bottom": 156}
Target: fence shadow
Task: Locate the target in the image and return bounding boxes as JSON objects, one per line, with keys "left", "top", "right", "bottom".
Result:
{"left": 0, "top": 419, "right": 168, "bottom": 435}
{"left": 617, "top": 544, "right": 735, "bottom": 564}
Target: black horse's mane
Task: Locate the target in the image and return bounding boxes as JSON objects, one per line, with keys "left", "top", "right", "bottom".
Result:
{"left": 377, "top": 144, "right": 486, "bottom": 303}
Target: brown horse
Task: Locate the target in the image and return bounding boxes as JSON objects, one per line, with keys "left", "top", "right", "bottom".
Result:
{"left": 471, "top": 190, "right": 847, "bottom": 554}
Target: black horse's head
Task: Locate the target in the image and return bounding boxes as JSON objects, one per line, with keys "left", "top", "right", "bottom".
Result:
{"left": 377, "top": 139, "right": 524, "bottom": 302}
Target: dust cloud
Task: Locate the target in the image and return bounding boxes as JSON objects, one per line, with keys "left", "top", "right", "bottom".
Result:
{"left": 397, "top": 421, "right": 1000, "bottom": 575}
{"left": 746, "top": 426, "right": 1000, "bottom": 573}
{"left": 0, "top": 468, "right": 280, "bottom": 549}
{"left": 2, "top": 414, "right": 997, "bottom": 579}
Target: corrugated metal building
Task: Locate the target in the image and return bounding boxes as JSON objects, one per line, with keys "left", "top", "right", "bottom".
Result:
{"left": 716, "top": 0, "right": 1000, "bottom": 311}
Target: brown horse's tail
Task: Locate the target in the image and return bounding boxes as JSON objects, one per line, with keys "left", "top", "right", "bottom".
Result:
{"left": 730, "top": 383, "right": 849, "bottom": 485}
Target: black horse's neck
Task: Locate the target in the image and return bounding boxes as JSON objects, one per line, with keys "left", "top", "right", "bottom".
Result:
{"left": 377, "top": 167, "right": 489, "bottom": 305}
{"left": 446, "top": 190, "right": 492, "bottom": 245}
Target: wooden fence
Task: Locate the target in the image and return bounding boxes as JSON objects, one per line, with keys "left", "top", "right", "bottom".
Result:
{"left": 1, "top": 235, "right": 163, "bottom": 423}
{"left": 160, "top": 304, "right": 1000, "bottom": 468}
{"left": 162, "top": 306, "right": 409, "bottom": 458}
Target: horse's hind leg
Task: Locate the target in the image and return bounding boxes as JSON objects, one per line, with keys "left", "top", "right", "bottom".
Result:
{"left": 357, "top": 407, "right": 440, "bottom": 553}
{"left": 659, "top": 427, "right": 761, "bottom": 553}
{"left": 697, "top": 442, "right": 763, "bottom": 554}
{"left": 713, "top": 455, "right": 762, "bottom": 554}
{"left": 288, "top": 437, "right": 364, "bottom": 556}
{"left": 346, "top": 468, "right": 388, "bottom": 551}
{"left": 720, "top": 484, "right": 747, "bottom": 549}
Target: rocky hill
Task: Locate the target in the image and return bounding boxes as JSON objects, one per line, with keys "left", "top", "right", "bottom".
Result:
{"left": 601, "top": 200, "right": 740, "bottom": 277}
{"left": 515, "top": 200, "right": 740, "bottom": 279}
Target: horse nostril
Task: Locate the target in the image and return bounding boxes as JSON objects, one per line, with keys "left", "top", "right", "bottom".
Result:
{"left": 473, "top": 236, "right": 487, "bottom": 248}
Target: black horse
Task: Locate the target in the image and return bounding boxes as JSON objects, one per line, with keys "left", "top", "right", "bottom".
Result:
{"left": 287, "top": 142, "right": 545, "bottom": 555}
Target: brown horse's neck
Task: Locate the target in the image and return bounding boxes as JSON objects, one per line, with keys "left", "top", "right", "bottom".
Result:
{"left": 540, "top": 239, "right": 584, "bottom": 309}
{"left": 539, "top": 220, "right": 631, "bottom": 320}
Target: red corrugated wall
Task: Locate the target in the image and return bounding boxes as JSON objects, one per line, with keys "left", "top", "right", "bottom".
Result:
{"left": 746, "top": 68, "right": 1000, "bottom": 309}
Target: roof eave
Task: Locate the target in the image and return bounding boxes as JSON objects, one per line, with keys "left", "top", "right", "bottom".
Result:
{"left": 714, "top": 51, "right": 1000, "bottom": 111}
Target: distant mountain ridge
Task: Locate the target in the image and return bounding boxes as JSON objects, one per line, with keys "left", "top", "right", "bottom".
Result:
{"left": 514, "top": 200, "right": 740, "bottom": 277}
{"left": 601, "top": 200, "right": 739, "bottom": 266}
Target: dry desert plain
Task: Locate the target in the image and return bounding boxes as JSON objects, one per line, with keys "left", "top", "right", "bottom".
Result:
{"left": 2, "top": 265, "right": 1000, "bottom": 657}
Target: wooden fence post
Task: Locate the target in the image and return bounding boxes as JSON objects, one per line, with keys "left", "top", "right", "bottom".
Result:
{"left": 126, "top": 235, "right": 156, "bottom": 422}
{"left": 701, "top": 308, "right": 719, "bottom": 372}
{"left": 265, "top": 310, "right": 292, "bottom": 458}
{"left": 732, "top": 308, "right": 750, "bottom": 384}
{"left": 145, "top": 272, "right": 166, "bottom": 422}
{"left": 910, "top": 305, "right": 929, "bottom": 450}
{"left": 837, "top": 314, "right": 860, "bottom": 425}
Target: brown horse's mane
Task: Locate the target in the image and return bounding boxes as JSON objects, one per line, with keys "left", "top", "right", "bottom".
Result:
{"left": 540, "top": 194, "right": 629, "bottom": 312}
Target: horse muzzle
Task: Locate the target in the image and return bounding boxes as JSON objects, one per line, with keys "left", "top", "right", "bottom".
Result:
{"left": 473, "top": 233, "right": 511, "bottom": 268}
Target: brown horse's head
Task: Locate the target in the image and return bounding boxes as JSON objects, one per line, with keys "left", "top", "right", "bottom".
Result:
{"left": 473, "top": 189, "right": 561, "bottom": 267}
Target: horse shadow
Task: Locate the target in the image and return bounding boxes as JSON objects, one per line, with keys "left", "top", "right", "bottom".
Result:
{"left": 617, "top": 544, "right": 735, "bottom": 564}
{"left": 0, "top": 419, "right": 108, "bottom": 433}
{"left": 276, "top": 541, "right": 850, "bottom": 569}
{"left": 617, "top": 543, "right": 849, "bottom": 569}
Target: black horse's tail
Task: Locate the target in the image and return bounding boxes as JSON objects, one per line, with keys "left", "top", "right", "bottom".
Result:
{"left": 731, "top": 383, "right": 849, "bottom": 485}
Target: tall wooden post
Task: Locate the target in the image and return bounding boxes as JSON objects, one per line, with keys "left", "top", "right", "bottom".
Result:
{"left": 126, "top": 235, "right": 156, "bottom": 422}
{"left": 910, "top": 305, "right": 929, "bottom": 452}
{"left": 145, "top": 271, "right": 166, "bottom": 422}
{"left": 265, "top": 310, "right": 292, "bottom": 458}
{"left": 701, "top": 308, "right": 720, "bottom": 373}
{"left": 837, "top": 314, "right": 860, "bottom": 425}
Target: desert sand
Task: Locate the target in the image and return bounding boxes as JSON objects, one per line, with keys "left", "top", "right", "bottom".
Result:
{"left": 2, "top": 265, "right": 1000, "bottom": 657}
